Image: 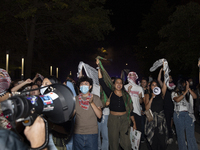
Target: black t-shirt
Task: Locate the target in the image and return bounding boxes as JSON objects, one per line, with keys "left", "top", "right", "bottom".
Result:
{"left": 150, "top": 94, "right": 164, "bottom": 113}
{"left": 164, "top": 89, "right": 174, "bottom": 111}
{"left": 99, "top": 78, "right": 126, "bottom": 112}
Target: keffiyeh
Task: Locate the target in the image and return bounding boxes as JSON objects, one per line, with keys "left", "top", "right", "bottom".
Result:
{"left": 150, "top": 59, "right": 175, "bottom": 90}
{"left": 78, "top": 93, "right": 92, "bottom": 110}
{"left": 0, "top": 69, "right": 11, "bottom": 96}
{"left": 127, "top": 72, "right": 138, "bottom": 86}
{"left": 77, "top": 61, "right": 100, "bottom": 97}
{"left": 77, "top": 61, "right": 99, "bottom": 85}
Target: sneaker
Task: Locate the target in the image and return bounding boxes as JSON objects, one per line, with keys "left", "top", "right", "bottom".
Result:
{"left": 167, "top": 138, "right": 173, "bottom": 144}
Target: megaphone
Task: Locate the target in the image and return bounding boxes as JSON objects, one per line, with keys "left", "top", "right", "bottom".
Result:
{"left": 1, "top": 83, "right": 75, "bottom": 126}
{"left": 153, "top": 87, "right": 161, "bottom": 95}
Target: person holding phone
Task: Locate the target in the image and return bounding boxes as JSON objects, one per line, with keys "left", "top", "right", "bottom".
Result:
{"left": 172, "top": 78, "right": 198, "bottom": 150}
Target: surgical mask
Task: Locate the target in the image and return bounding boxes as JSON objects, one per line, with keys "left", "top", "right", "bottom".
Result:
{"left": 80, "top": 85, "right": 89, "bottom": 94}
{"left": 40, "top": 85, "right": 48, "bottom": 95}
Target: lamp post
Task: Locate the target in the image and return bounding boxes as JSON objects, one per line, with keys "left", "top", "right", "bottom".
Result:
{"left": 21, "top": 57, "right": 24, "bottom": 80}
{"left": 6, "top": 52, "right": 9, "bottom": 72}
{"left": 50, "top": 66, "right": 52, "bottom": 76}
{"left": 56, "top": 67, "right": 58, "bottom": 78}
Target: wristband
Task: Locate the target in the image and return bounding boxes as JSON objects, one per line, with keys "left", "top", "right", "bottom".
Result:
{"left": 96, "top": 67, "right": 100, "bottom": 70}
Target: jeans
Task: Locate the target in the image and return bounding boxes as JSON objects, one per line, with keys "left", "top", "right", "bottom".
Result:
{"left": 98, "top": 114, "right": 109, "bottom": 150}
{"left": 66, "top": 116, "right": 76, "bottom": 150}
{"left": 173, "top": 111, "right": 198, "bottom": 150}
{"left": 73, "top": 134, "right": 98, "bottom": 150}
{"left": 66, "top": 136, "right": 73, "bottom": 150}
{"left": 47, "top": 134, "right": 58, "bottom": 150}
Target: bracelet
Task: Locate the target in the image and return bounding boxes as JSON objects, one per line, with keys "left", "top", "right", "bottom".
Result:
{"left": 96, "top": 67, "right": 100, "bottom": 70}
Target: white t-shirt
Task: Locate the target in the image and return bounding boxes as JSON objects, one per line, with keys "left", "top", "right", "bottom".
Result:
{"left": 124, "top": 83, "right": 144, "bottom": 116}
{"left": 171, "top": 92, "right": 193, "bottom": 112}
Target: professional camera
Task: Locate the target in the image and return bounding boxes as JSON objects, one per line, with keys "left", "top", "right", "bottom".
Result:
{"left": 1, "top": 83, "right": 75, "bottom": 127}
{"left": 153, "top": 87, "right": 161, "bottom": 95}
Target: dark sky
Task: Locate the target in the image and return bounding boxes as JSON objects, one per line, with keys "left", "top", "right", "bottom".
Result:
{"left": 79, "top": 0, "right": 155, "bottom": 80}
{"left": 105, "top": 0, "right": 153, "bottom": 46}
{"left": 61, "top": 1, "right": 155, "bottom": 81}
{"left": 60, "top": 1, "right": 153, "bottom": 81}
{"left": 61, "top": 0, "right": 183, "bottom": 81}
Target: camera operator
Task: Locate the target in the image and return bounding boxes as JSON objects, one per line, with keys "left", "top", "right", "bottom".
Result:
{"left": 0, "top": 116, "right": 47, "bottom": 150}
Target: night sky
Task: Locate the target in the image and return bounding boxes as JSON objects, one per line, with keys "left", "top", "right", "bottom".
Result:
{"left": 4, "top": 0, "right": 186, "bottom": 82}
{"left": 60, "top": 0, "right": 155, "bottom": 81}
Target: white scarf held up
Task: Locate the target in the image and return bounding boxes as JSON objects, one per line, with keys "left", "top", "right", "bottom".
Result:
{"left": 150, "top": 58, "right": 175, "bottom": 90}
{"left": 77, "top": 61, "right": 100, "bottom": 97}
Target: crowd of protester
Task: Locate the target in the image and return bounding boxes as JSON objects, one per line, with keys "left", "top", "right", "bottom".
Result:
{"left": 0, "top": 58, "right": 199, "bottom": 150}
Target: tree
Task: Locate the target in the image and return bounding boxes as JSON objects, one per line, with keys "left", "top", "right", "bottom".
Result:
{"left": 0, "top": 0, "right": 114, "bottom": 78}
{"left": 156, "top": 2, "right": 200, "bottom": 76}
{"left": 135, "top": 0, "right": 174, "bottom": 76}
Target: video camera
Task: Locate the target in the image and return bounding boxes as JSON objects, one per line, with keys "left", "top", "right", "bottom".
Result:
{"left": 1, "top": 83, "right": 75, "bottom": 127}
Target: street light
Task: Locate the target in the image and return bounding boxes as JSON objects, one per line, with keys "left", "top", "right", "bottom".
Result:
{"left": 50, "top": 66, "right": 52, "bottom": 76}
{"left": 56, "top": 67, "right": 58, "bottom": 78}
{"left": 21, "top": 57, "right": 24, "bottom": 80}
{"left": 6, "top": 51, "right": 9, "bottom": 72}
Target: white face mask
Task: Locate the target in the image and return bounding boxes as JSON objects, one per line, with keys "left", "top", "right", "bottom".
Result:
{"left": 40, "top": 85, "right": 48, "bottom": 95}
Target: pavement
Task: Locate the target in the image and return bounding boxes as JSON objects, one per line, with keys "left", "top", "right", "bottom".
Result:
{"left": 140, "top": 122, "right": 200, "bottom": 150}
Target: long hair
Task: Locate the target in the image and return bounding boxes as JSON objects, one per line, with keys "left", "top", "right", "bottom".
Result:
{"left": 47, "top": 76, "right": 60, "bottom": 84}
{"left": 113, "top": 77, "right": 125, "bottom": 91}
{"left": 174, "top": 79, "right": 186, "bottom": 95}
{"left": 175, "top": 79, "right": 189, "bottom": 102}
{"left": 149, "top": 80, "right": 161, "bottom": 94}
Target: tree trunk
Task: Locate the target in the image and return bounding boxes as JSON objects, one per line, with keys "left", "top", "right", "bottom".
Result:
{"left": 25, "top": 17, "right": 36, "bottom": 78}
